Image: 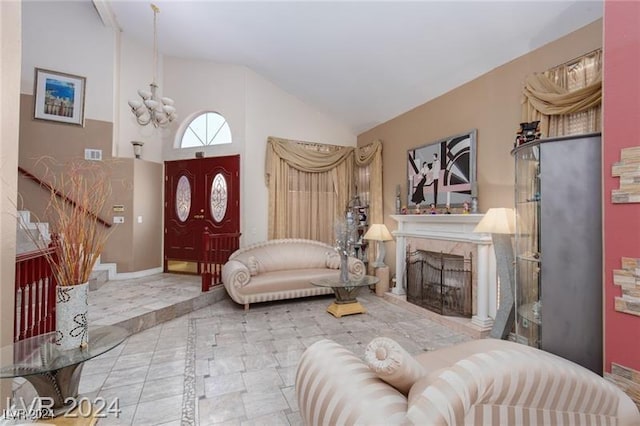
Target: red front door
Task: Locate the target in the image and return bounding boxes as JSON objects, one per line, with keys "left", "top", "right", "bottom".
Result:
{"left": 164, "top": 155, "right": 240, "bottom": 273}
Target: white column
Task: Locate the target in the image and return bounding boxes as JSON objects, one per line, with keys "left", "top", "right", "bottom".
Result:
{"left": 488, "top": 244, "right": 498, "bottom": 319}
{"left": 472, "top": 243, "right": 494, "bottom": 329}
{"left": 392, "top": 234, "right": 406, "bottom": 295}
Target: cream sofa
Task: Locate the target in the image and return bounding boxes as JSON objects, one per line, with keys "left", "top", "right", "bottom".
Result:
{"left": 221, "top": 239, "right": 365, "bottom": 309}
{"left": 296, "top": 337, "right": 640, "bottom": 425}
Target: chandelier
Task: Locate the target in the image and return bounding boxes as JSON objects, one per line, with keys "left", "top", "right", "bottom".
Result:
{"left": 128, "top": 4, "right": 176, "bottom": 127}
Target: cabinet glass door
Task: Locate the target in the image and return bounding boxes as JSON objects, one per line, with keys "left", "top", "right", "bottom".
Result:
{"left": 513, "top": 144, "right": 541, "bottom": 348}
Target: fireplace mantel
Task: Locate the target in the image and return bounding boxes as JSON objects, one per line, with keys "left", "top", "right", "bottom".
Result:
{"left": 390, "top": 214, "right": 497, "bottom": 330}
{"left": 390, "top": 214, "right": 490, "bottom": 243}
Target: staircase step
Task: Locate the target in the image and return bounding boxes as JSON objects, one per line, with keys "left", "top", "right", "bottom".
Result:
{"left": 16, "top": 210, "right": 51, "bottom": 255}
{"left": 16, "top": 229, "right": 39, "bottom": 255}
{"left": 89, "top": 269, "right": 109, "bottom": 291}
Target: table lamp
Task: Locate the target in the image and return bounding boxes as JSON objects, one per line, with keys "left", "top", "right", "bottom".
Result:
{"left": 364, "top": 224, "right": 393, "bottom": 268}
{"left": 473, "top": 208, "right": 516, "bottom": 339}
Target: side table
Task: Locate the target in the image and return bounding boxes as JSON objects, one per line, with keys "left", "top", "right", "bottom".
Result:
{"left": 0, "top": 325, "right": 128, "bottom": 418}
{"left": 311, "top": 275, "right": 379, "bottom": 317}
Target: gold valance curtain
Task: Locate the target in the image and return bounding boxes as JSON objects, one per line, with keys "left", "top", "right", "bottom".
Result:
{"left": 355, "top": 140, "right": 383, "bottom": 225}
{"left": 522, "top": 49, "right": 602, "bottom": 137}
{"left": 266, "top": 137, "right": 382, "bottom": 246}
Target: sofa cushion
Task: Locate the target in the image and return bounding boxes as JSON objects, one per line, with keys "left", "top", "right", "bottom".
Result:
{"left": 231, "top": 240, "right": 335, "bottom": 273}
{"left": 238, "top": 268, "right": 340, "bottom": 295}
{"left": 364, "top": 337, "right": 426, "bottom": 396}
{"left": 325, "top": 251, "right": 341, "bottom": 269}
{"left": 414, "top": 338, "right": 519, "bottom": 376}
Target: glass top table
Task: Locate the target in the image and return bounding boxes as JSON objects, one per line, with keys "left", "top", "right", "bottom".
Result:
{"left": 0, "top": 325, "right": 129, "bottom": 417}
{"left": 311, "top": 275, "right": 379, "bottom": 317}
{"left": 0, "top": 325, "right": 128, "bottom": 378}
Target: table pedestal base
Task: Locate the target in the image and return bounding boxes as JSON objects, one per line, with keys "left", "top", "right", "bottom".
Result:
{"left": 327, "top": 301, "right": 366, "bottom": 318}
{"left": 35, "top": 399, "right": 98, "bottom": 425}
{"left": 22, "top": 363, "right": 84, "bottom": 417}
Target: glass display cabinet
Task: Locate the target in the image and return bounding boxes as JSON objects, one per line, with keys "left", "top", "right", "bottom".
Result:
{"left": 513, "top": 143, "right": 541, "bottom": 348}
{"left": 511, "top": 133, "right": 603, "bottom": 374}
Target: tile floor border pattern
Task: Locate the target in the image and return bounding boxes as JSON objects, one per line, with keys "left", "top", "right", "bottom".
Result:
{"left": 182, "top": 319, "right": 197, "bottom": 425}
{"left": 6, "top": 278, "right": 474, "bottom": 426}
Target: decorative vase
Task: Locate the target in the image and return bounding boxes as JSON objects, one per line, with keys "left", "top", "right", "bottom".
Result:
{"left": 340, "top": 253, "right": 349, "bottom": 283}
{"left": 56, "top": 282, "right": 89, "bottom": 350}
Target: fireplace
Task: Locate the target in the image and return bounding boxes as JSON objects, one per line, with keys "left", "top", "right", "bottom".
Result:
{"left": 406, "top": 249, "right": 472, "bottom": 317}
{"left": 390, "top": 214, "right": 497, "bottom": 332}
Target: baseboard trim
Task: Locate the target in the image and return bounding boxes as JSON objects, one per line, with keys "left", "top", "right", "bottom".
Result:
{"left": 383, "top": 292, "right": 490, "bottom": 339}
{"left": 112, "top": 267, "right": 164, "bottom": 280}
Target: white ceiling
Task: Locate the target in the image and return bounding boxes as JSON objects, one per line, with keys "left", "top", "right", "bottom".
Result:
{"left": 105, "top": 1, "right": 603, "bottom": 134}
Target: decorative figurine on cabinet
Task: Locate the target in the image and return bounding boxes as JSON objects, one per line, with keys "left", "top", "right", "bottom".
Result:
{"left": 429, "top": 203, "right": 437, "bottom": 215}
{"left": 515, "top": 121, "right": 542, "bottom": 147}
{"left": 462, "top": 201, "right": 471, "bottom": 214}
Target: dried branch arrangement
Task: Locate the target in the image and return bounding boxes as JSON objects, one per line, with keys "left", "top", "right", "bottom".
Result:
{"left": 20, "top": 158, "right": 115, "bottom": 286}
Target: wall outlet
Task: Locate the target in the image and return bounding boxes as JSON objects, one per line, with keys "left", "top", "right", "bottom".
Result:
{"left": 137, "top": 216, "right": 143, "bottom": 223}
{"left": 113, "top": 216, "right": 125, "bottom": 224}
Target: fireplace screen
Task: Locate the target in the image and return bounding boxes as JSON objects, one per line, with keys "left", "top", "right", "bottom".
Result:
{"left": 406, "top": 249, "right": 472, "bottom": 317}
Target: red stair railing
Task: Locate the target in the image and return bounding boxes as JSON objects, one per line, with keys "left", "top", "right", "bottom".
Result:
{"left": 202, "top": 230, "right": 241, "bottom": 292}
{"left": 14, "top": 246, "right": 57, "bottom": 342}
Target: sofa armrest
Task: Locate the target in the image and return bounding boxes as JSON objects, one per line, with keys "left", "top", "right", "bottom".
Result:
{"left": 407, "top": 346, "right": 630, "bottom": 424}
{"left": 296, "top": 339, "right": 407, "bottom": 426}
{"left": 221, "top": 259, "right": 251, "bottom": 289}
{"left": 348, "top": 257, "right": 365, "bottom": 277}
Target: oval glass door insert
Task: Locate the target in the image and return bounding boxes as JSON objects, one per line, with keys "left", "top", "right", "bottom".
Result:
{"left": 175, "top": 175, "right": 191, "bottom": 222}
{"left": 210, "top": 173, "right": 228, "bottom": 223}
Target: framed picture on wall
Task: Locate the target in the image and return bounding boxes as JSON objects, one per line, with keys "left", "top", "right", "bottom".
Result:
{"left": 407, "top": 129, "right": 477, "bottom": 208}
{"left": 33, "top": 68, "right": 86, "bottom": 126}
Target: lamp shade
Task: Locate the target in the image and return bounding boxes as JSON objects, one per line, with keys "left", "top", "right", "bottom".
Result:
{"left": 363, "top": 224, "right": 393, "bottom": 241}
{"left": 473, "top": 208, "right": 516, "bottom": 234}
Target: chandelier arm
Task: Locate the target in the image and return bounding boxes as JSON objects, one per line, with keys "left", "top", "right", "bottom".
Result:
{"left": 129, "top": 3, "right": 175, "bottom": 128}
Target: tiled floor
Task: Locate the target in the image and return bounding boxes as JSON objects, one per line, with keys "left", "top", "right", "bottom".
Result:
{"left": 10, "top": 274, "right": 472, "bottom": 425}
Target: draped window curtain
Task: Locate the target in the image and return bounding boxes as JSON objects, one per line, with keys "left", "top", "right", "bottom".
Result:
{"left": 522, "top": 49, "right": 602, "bottom": 138}
{"left": 265, "top": 137, "right": 383, "bottom": 251}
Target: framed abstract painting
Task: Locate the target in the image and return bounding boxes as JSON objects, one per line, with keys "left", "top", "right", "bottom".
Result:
{"left": 407, "top": 129, "right": 477, "bottom": 208}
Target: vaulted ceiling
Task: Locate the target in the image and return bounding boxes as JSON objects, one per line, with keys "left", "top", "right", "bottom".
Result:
{"left": 104, "top": 1, "right": 603, "bottom": 134}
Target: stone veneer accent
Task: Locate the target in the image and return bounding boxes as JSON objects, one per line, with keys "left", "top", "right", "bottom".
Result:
{"left": 406, "top": 237, "right": 477, "bottom": 316}
{"left": 612, "top": 146, "right": 640, "bottom": 203}
{"left": 182, "top": 319, "right": 197, "bottom": 424}
{"left": 606, "top": 363, "right": 640, "bottom": 409}
{"left": 613, "top": 257, "right": 640, "bottom": 316}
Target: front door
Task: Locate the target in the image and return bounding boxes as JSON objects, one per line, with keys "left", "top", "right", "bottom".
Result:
{"left": 164, "top": 155, "right": 240, "bottom": 273}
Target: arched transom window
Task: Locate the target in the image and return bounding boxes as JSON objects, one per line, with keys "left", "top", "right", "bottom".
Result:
{"left": 180, "top": 112, "right": 232, "bottom": 148}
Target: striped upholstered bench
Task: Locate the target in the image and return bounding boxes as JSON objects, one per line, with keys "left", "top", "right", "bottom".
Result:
{"left": 295, "top": 338, "right": 640, "bottom": 425}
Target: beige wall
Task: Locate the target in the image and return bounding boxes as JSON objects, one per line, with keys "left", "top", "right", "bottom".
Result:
{"left": 0, "top": 0, "right": 21, "bottom": 403}
{"left": 18, "top": 94, "right": 162, "bottom": 273}
{"left": 357, "top": 19, "right": 602, "bottom": 278}
{"left": 132, "top": 160, "right": 163, "bottom": 271}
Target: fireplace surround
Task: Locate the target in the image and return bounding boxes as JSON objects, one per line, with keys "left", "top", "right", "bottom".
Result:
{"left": 390, "top": 214, "right": 497, "bottom": 331}
{"left": 406, "top": 249, "right": 473, "bottom": 317}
